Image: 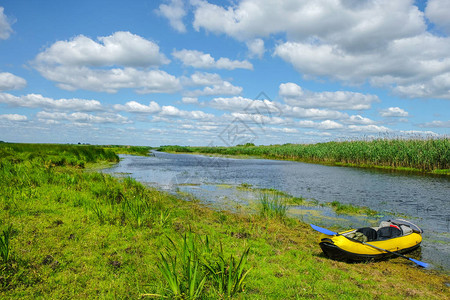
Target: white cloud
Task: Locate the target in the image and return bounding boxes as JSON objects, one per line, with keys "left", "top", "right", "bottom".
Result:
{"left": 216, "top": 57, "right": 253, "bottom": 70}
{"left": 207, "top": 96, "right": 344, "bottom": 120}
{"left": 185, "top": 81, "right": 243, "bottom": 97}
{"left": 0, "top": 72, "right": 26, "bottom": 91}
{"left": 33, "top": 32, "right": 180, "bottom": 94}
{"left": 157, "top": 0, "right": 187, "bottom": 33}
{"left": 160, "top": 105, "right": 214, "bottom": 120}
{"left": 181, "top": 97, "right": 198, "bottom": 104}
{"left": 229, "top": 112, "right": 286, "bottom": 125}
{"left": 304, "top": 131, "right": 332, "bottom": 137}
{"left": 183, "top": 72, "right": 224, "bottom": 86}
{"left": 36, "top": 111, "right": 130, "bottom": 124}
{"left": 282, "top": 106, "right": 346, "bottom": 120}
{"left": 425, "top": 0, "right": 450, "bottom": 35}
{"left": 0, "top": 93, "right": 103, "bottom": 111}
{"left": 113, "top": 101, "right": 161, "bottom": 114}
{"left": 418, "top": 120, "right": 450, "bottom": 128}
{"left": 172, "top": 49, "right": 253, "bottom": 70}
{"left": 246, "top": 38, "right": 265, "bottom": 58}
{"left": 35, "top": 31, "right": 169, "bottom": 67}
{"left": 192, "top": 0, "right": 450, "bottom": 99}
{"left": 192, "top": 0, "right": 424, "bottom": 47}
{"left": 0, "top": 7, "right": 13, "bottom": 40}
{"left": 298, "top": 120, "right": 343, "bottom": 130}
{"left": 0, "top": 114, "right": 27, "bottom": 121}
{"left": 113, "top": 99, "right": 214, "bottom": 120}
{"left": 279, "top": 82, "right": 379, "bottom": 110}
{"left": 35, "top": 66, "right": 181, "bottom": 94}
{"left": 379, "top": 107, "right": 409, "bottom": 117}
{"left": 344, "top": 115, "right": 377, "bottom": 125}
{"left": 207, "top": 96, "right": 281, "bottom": 114}
{"left": 274, "top": 37, "right": 450, "bottom": 99}
{"left": 348, "top": 124, "right": 391, "bottom": 133}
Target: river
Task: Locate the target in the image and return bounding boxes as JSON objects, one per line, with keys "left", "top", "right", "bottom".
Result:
{"left": 102, "top": 151, "right": 450, "bottom": 272}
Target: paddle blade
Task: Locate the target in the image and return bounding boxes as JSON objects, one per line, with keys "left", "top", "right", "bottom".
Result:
{"left": 310, "top": 224, "right": 338, "bottom": 236}
{"left": 409, "top": 258, "right": 429, "bottom": 268}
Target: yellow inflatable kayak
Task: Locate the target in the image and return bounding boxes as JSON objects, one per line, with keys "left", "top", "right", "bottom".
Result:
{"left": 317, "top": 219, "right": 423, "bottom": 262}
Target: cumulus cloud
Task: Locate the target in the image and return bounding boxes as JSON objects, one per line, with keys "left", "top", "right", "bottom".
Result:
{"left": 172, "top": 49, "right": 253, "bottom": 70}
{"left": 246, "top": 38, "right": 265, "bottom": 58}
{"left": 344, "top": 114, "right": 377, "bottom": 125}
{"left": 0, "top": 72, "right": 26, "bottom": 91}
{"left": 379, "top": 107, "right": 409, "bottom": 117}
{"left": 33, "top": 32, "right": 180, "bottom": 93}
{"left": 160, "top": 105, "right": 214, "bottom": 120}
{"left": 113, "top": 101, "right": 161, "bottom": 114}
{"left": 35, "top": 66, "right": 181, "bottom": 93}
{"left": 418, "top": 120, "right": 450, "bottom": 128}
{"left": 157, "top": 0, "right": 187, "bottom": 33}
{"left": 207, "top": 96, "right": 281, "bottom": 114}
{"left": 35, "top": 31, "right": 169, "bottom": 67}
{"left": 0, "top": 93, "right": 103, "bottom": 111}
{"left": 229, "top": 112, "right": 286, "bottom": 125}
{"left": 36, "top": 111, "right": 130, "bottom": 124}
{"left": 286, "top": 107, "right": 346, "bottom": 120}
{"left": 0, "top": 7, "right": 13, "bottom": 40}
{"left": 181, "top": 97, "right": 198, "bottom": 104}
{"left": 274, "top": 37, "right": 450, "bottom": 99}
{"left": 298, "top": 120, "right": 344, "bottom": 130}
{"left": 207, "top": 96, "right": 344, "bottom": 120}
{"left": 182, "top": 72, "right": 224, "bottom": 86}
{"left": 185, "top": 81, "right": 243, "bottom": 97}
{"left": 191, "top": 0, "right": 450, "bottom": 99}
{"left": 348, "top": 124, "right": 391, "bottom": 133}
{"left": 192, "top": 0, "right": 424, "bottom": 47}
{"left": 425, "top": 0, "right": 450, "bottom": 35}
{"left": 113, "top": 100, "right": 214, "bottom": 120}
{"left": 279, "top": 82, "right": 379, "bottom": 110}
{"left": 0, "top": 114, "right": 27, "bottom": 121}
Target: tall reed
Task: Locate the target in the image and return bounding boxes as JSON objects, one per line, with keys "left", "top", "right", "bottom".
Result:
{"left": 159, "top": 137, "right": 450, "bottom": 173}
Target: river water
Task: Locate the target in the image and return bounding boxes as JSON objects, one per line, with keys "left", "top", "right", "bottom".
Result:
{"left": 102, "top": 151, "right": 450, "bottom": 272}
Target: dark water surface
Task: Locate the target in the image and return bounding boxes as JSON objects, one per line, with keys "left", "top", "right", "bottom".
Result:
{"left": 102, "top": 151, "right": 450, "bottom": 272}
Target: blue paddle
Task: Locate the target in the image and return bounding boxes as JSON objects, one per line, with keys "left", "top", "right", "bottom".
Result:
{"left": 310, "top": 224, "right": 429, "bottom": 268}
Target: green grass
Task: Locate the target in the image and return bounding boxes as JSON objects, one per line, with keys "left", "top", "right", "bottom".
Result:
{"left": 159, "top": 138, "right": 450, "bottom": 174}
{"left": 1, "top": 143, "right": 449, "bottom": 299}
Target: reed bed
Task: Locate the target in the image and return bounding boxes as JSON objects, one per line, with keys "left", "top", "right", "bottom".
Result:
{"left": 159, "top": 137, "right": 450, "bottom": 173}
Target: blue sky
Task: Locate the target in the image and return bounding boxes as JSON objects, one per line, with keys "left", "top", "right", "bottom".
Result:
{"left": 0, "top": 0, "right": 449, "bottom": 146}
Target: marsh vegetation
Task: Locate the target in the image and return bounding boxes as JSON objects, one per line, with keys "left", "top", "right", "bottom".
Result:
{"left": 1, "top": 143, "right": 449, "bottom": 299}
{"left": 159, "top": 138, "right": 450, "bottom": 175}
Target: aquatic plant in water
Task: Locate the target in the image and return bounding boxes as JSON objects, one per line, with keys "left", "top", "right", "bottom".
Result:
{"left": 259, "top": 192, "right": 287, "bottom": 219}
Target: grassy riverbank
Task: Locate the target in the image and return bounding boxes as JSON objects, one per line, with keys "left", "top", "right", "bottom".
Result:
{"left": 158, "top": 138, "right": 450, "bottom": 175}
{"left": 1, "top": 143, "right": 449, "bottom": 299}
